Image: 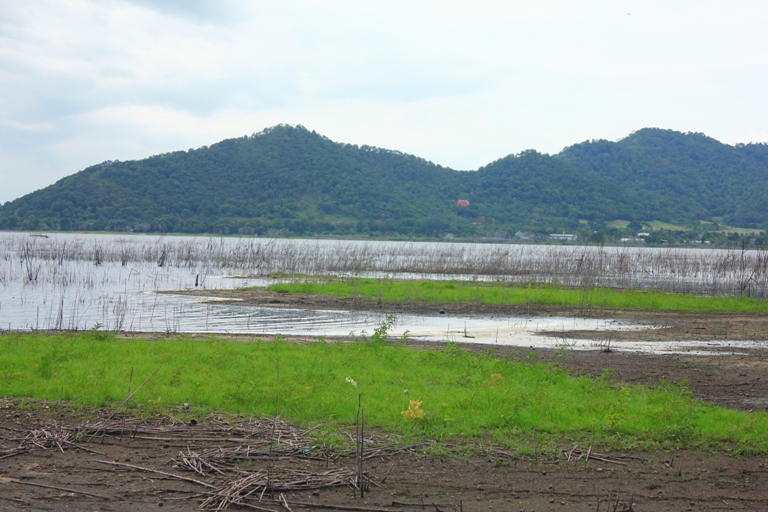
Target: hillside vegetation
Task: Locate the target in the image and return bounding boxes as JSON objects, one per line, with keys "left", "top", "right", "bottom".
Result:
{"left": 0, "top": 125, "right": 766, "bottom": 238}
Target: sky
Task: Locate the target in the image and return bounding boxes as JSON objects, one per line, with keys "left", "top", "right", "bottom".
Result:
{"left": 1, "top": 0, "right": 768, "bottom": 203}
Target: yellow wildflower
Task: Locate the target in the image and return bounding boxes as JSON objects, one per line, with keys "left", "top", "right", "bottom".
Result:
{"left": 400, "top": 399, "right": 425, "bottom": 420}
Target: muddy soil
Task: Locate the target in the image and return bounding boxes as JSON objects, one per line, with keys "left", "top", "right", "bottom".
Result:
{"left": 2, "top": 401, "right": 767, "bottom": 512}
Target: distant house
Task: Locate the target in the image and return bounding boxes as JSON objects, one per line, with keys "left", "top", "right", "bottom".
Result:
{"left": 549, "top": 234, "right": 578, "bottom": 242}
{"left": 620, "top": 237, "right": 645, "bottom": 244}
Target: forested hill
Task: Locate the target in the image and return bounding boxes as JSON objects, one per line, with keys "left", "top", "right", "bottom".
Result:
{"left": 557, "top": 128, "right": 768, "bottom": 228}
{"left": 0, "top": 125, "right": 766, "bottom": 237}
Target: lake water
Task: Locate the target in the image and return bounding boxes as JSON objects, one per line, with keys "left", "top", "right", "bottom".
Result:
{"left": 1, "top": 232, "right": 763, "bottom": 355}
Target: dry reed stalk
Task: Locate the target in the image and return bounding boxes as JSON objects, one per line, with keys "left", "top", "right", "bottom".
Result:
{"left": 4, "top": 234, "right": 768, "bottom": 300}
{"left": 200, "top": 468, "right": 356, "bottom": 511}
{"left": 0, "top": 476, "right": 111, "bottom": 500}
{"left": 87, "top": 366, "right": 161, "bottom": 441}
{"left": 6, "top": 422, "right": 105, "bottom": 456}
{"left": 95, "top": 459, "right": 216, "bottom": 489}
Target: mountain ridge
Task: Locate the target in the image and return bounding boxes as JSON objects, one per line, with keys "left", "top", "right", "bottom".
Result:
{"left": 0, "top": 124, "right": 765, "bottom": 237}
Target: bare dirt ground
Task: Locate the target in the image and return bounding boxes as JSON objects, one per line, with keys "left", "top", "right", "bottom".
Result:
{"left": 2, "top": 397, "right": 767, "bottom": 512}
{"left": 3, "top": 293, "right": 768, "bottom": 510}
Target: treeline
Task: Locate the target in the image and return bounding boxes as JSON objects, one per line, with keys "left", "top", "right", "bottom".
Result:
{"left": 0, "top": 125, "right": 766, "bottom": 238}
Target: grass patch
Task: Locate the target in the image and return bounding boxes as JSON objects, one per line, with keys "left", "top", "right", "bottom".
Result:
{"left": 606, "top": 219, "right": 630, "bottom": 229}
{"left": 269, "top": 271, "right": 321, "bottom": 279}
{"left": 646, "top": 220, "right": 689, "bottom": 231}
{"left": 2, "top": 330, "right": 768, "bottom": 454}
{"left": 265, "top": 278, "right": 768, "bottom": 313}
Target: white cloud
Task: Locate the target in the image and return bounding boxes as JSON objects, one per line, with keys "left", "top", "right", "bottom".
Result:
{"left": 2, "top": 0, "right": 768, "bottom": 203}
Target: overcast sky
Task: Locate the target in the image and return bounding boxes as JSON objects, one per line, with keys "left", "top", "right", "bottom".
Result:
{"left": 1, "top": 0, "right": 768, "bottom": 203}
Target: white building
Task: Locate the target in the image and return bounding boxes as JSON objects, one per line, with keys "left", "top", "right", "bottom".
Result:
{"left": 549, "top": 234, "right": 578, "bottom": 241}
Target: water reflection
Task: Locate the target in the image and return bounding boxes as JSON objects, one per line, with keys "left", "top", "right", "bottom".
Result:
{"left": 0, "top": 232, "right": 762, "bottom": 355}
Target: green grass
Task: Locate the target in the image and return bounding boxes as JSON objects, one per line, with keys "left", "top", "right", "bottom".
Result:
{"left": 265, "top": 278, "right": 768, "bottom": 313}
{"left": 2, "top": 330, "right": 768, "bottom": 454}
{"left": 646, "top": 220, "right": 689, "bottom": 231}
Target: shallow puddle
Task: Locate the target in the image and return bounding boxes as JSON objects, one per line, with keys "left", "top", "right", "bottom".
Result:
{"left": 176, "top": 298, "right": 755, "bottom": 355}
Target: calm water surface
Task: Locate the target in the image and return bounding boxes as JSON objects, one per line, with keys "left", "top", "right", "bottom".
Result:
{"left": 0, "top": 232, "right": 760, "bottom": 354}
